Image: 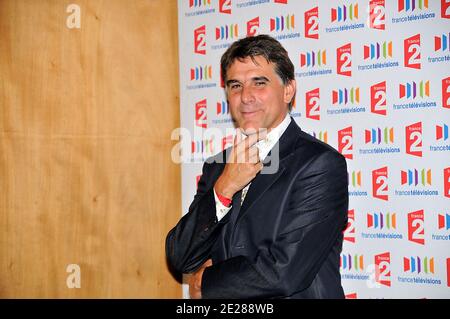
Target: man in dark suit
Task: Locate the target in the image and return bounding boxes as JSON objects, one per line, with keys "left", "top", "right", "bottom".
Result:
{"left": 166, "top": 35, "right": 348, "bottom": 299}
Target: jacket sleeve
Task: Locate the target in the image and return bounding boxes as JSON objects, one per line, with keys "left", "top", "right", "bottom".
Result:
{"left": 165, "top": 161, "right": 229, "bottom": 274}
{"left": 201, "top": 151, "right": 348, "bottom": 298}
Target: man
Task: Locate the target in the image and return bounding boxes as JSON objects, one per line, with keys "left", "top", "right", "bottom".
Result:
{"left": 166, "top": 35, "right": 348, "bottom": 299}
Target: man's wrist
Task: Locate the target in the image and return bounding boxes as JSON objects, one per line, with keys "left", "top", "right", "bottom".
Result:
{"left": 214, "top": 177, "right": 235, "bottom": 199}
{"left": 214, "top": 187, "right": 232, "bottom": 207}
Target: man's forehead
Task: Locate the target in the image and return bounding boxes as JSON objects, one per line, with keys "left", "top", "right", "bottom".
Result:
{"left": 227, "top": 56, "right": 274, "bottom": 76}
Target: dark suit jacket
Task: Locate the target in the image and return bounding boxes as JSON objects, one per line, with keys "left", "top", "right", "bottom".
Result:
{"left": 166, "top": 118, "right": 348, "bottom": 298}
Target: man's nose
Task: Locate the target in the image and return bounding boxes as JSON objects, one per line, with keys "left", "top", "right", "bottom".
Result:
{"left": 241, "top": 85, "right": 255, "bottom": 104}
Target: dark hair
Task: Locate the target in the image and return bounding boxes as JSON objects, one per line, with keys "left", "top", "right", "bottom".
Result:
{"left": 220, "top": 34, "right": 296, "bottom": 109}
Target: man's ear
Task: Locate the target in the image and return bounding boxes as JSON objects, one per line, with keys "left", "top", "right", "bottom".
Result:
{"left": 283, "top": 79, "right": 296, "bottom": 104}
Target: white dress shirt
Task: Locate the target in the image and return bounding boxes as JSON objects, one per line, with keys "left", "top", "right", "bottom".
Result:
{"left": 214, "top": 114, "right": 292, "bottom": 221}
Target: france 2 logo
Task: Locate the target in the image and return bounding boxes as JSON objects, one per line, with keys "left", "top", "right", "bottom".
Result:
{"left": 443, "top": 76, "right": 450, "bottom": 109}
{"left": 369, "top": 0, "right": 385, "bottom": 30}
{"left": 404, "top": 34, "right": 421, "bottom": 69}
{"left": 337, "top": 43, "right": 352, "bottom": 76}
{"left": 442, "top": 0, "right": 450, "bottom": 19}
{"left": 219, "top": 0, "right": 232, "bottom": 14}
{"left": 305, "top": 88, "right": 320, "bottom": 120}
{"left": 344, "top": 209, "right": 356, "bottom": 243}
{"left": 372, "top": 166, "right": 388, "bottom": 201}
{"left": 374, "top": 252, "right": 391, "bottom": 287}
{"left": 371, "top": 81, "right": 387, "bottom": 116}
{"left": 194, "top": 25, "right": 206, "bottom": 55}
{"left": 408, "top": 209, "right": 425, "bottom": 245}
{"left": 195, "top": 99, "right": 207, "bottom": 128}
{"left": 405, "top": 122, "right": 423, "bottom": 157}
{"left": 247, "top": 17, "right": 259, "bottom": 36}
{"left": 338, "top": 126, "right": 353, "bottom": 159}
{"left": 304, "top": 6, "right": 319, "bottom": 39}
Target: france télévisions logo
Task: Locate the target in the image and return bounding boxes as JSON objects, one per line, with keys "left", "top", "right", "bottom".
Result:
{"left": 401, "top": 168, "right": 431, "bottom": 186}
{"left": 328, "top": 87, "right": 365, "bottom": 115}
{"left": 433, "top": 212, "right": 450, "bottom": 241}
{"left": 337, "top": 43, "right": 352, "bottom": 76}
{"left": 304, "top": 6, "right": 319, "bottom": 39}
{"left": 212, "top": 101, "right": 232, "bottom": 125}
{"left": 186, "top": 0, "right": 214, "bottom": 17}
{"left": 338, "top": 126, "right": 353, "bottom": 159}
{"left": 331, "top": 3, "right": 358, "bottom": 22}
{"left": 371, "top": 81, "right": 387, "bottom": 116}
{"left": 404, "top": 34, "right": 421, "bottom": 69}
{"left": 191, "top": 138, "right": 215, "bottom": 160}
{"left": 443, "top": 77, "right": 450, "bottom": 109}
{"left": 344, "top": 209, "right": 355, "bottom": 243}
{"left": 369, "top": 0, "right": 386, "bottom": 30}
{"left": 360, "top": 127, "right": 399, "bottom": 156}
{"left": 311, "top": 130, "right": 328, "bottom": 144}
{"left": 396, "top": 168, "right": 438, "bottom": 197}
{"left": 434, "top": 33, "right": 450, "bottom": 52}
{"left": 364, "top": 41, "right": 392, "bottom": 60}
{"left": 374, "top": 252, "right": 391, "bottom": 287}
{"left": 362, "top": 211, "right": 402, "bottom": 240}
{"left": 190, "top": 0, "right": 211, "bottom": 7}
{"left": 247, "top": 17, "right": 259, "bottom": 37}
{"left": 399, "top": 80, "right": 429, "bottom": 99}
{"left": 327, "top": 3, "right": 364, "bottom": 33}
{"left": 393, "top": 0, "right": 436, "bottom": 24}
{"left": 340, "top": 253, "right": 364, "bottom": 271}
{"left": 191, "top": 65, "right": 212, "bottom": 81}
{"left": 405, "top": 122, "right": 423, "bottom": 157}
{"left": 365, "top": 127, "right": 394, "bottom": 145}
{"left": 408, "top": 209, "right": 425, "bottom": 245}
{"left": 300, "top": 49, "right": 326, "bottom": 68}
{"left": 194, "top": 25, "right": 206, "bottom": 55}
{"left": 216, "top": 23, "right": 238, "bottom": 40}
{"left": 428, "top": 33, "right": 450, "bottom": 64}
{"left": 399, "top": 255, "right": 442, "bottom": 285}
{"left": 436, "top": 124, "right": 449, "bottom": 141}
{"left": 372, "top": 166, "right": 388, "bottom": 201}
{"left": 270, "top": 14, "right": 295, "bottom": 32}
{"left": 195, "top": 99, "right": 207, "bottom": 128}
{"left": 443, "top": 0, "right": 450, "bottom": 18}
{"left": 348, "top": 170, "right": 368, "bottom": 197}
{"left": 187, "top": 65, "right": 216, "bottom": 90}
{"left": 297, "top": 49, "right": 332, "bottom": 78}
{"left": 430, "top": 123, "right": 450, "bottom": 153}
{"left": 305, "top": 88, "right": 320, "bottom": 120}
{"left": 394, "top": 80, "right": 436, "bottom": 111}
{"left": 438, "top": 213, "right": 450, "bottom": 230}
{"left": 367, "top": 212, "right": 397, "bottom": 230}
{"left": 349, "top": 170, "right": 361, "bottom": 188}
{"left": 403, "top": 256, "right": 434, "bottom": 274}
{"left": 219, "top": 0, "right": 232, "bottom": 14}
{"left": 398, "top": 0, "right": 428, "bottom": 12}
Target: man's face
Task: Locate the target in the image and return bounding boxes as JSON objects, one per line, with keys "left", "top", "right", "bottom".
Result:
{"left": 225, "top": 56, "right": 295, "bottom": 134}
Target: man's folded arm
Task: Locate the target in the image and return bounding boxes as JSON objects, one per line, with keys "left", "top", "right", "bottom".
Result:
{"left": 201, "top": 151, "right": 348, "bottom": 298}
{"left": 166, "top": 162, "right": 230, "bottom": 274}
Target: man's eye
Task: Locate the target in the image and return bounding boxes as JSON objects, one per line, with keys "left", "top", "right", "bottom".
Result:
{"left": 230, "top": 84, "right": 241, "bottom": 90}
{"left": 255, "top": 81, "right": 266, "bottom": 86}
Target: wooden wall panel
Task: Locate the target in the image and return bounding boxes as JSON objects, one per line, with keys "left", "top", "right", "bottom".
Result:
{"left": 0, "top": 0, "right": 181, "bottom": 298}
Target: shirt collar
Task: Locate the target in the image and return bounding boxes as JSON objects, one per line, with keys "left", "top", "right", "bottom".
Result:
{"left": 256, "top": 113, "right": 291, "bottom": 161}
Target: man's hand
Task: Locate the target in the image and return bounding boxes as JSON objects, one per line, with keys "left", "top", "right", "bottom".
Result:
{"left": 214, "top": 130, "right": 265, "bottom": 199}
{"left": 188, "top": 259, "right": 213, "bottom": 299}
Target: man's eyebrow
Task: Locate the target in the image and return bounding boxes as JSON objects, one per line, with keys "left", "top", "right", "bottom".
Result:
{"left": 252, "top": 76, "right": 269, "bottom": 82}
{"left": 226, "top": 79, "right": 241, "bottom": 87}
